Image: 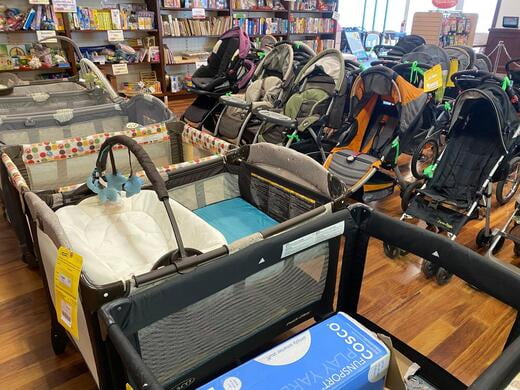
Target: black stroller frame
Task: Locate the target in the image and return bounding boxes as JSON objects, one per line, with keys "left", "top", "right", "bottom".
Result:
{"left": 99, "top": 204, "right": 520, "bottom": 390}
{"left": 389, "top": 84, "right": 520, "bottom": 285}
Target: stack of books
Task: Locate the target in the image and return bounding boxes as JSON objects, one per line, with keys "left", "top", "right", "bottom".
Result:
{"left": 164, "top": 0, "right": 227, "bottom": 9}
{"left": 300, "top": 39, "right": 335, "bottom": 52}
{"left": 162, "top": 16, "right": 231, "bottom": 36}
{"left": 290, "top": 0, "right": 336, "bottom": 11}
{"left": 3, "top": 6, "right": 64, "bottom": 31}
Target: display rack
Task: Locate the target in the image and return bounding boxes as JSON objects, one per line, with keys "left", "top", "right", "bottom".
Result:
{"left": 411, "top": 11, "right": 478, "bottom": 47}
{"left": 0, "top": 0, "right": 338, "bottom": 100}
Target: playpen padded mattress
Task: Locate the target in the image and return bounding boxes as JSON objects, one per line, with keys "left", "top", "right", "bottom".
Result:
{"left": 193, "top": 197, "right": 278, "bottom": 243}
{"left": 55, "top": 190, "right": 227, "bottom": 284}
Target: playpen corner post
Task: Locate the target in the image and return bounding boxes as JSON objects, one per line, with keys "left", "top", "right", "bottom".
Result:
{"left": 336, "top": 207, "right": 370, "bottom": 315}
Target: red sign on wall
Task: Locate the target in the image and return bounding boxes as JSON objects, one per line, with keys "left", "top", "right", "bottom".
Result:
{"left": 432, "top": 0, "right": 458, "bottom": 9}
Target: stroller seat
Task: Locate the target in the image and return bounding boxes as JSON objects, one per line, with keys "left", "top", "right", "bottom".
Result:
{"left": 55, "top": 190, "right": 227, "bottom": 285}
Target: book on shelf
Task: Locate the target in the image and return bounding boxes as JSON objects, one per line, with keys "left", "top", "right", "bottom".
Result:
{"left": 0, "top": 5, "right": 62, "bottom": 32}
{"left": 300, "top": 38, "right": 335, "bottom": 52}
{"left": 290, "top": 0, "right": 336, "bottom": 11}
{"left": 289, "top": 17, "right": 335, "bottom": 34}
{"left": 232, "top": 17, "right": 288, "bottom": 35}
{"left": 232, "top": 0, "right": 278, "bottom": 10}
{"left": 162, "top": 16, "right": 231, "bottom": 37}
{"left": 69, "top": 5, "right": 155, "bottom": 31}
{"left": 163, "top": 0, "right": 227, "bottom": 9}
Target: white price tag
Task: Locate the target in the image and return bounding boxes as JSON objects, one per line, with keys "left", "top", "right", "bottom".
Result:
{"left": 52, "top": 0, "right": 77, "bottom": 13}
{"left": 332, "top": 11, "right": 340, "bottom": 21}
{"left": 92, "top": 55, "right": 106, "bottom": 65}
{"left": 107, "top": 30, "right": 124, "bottom": 42}
{"left": 30, "top": 0, "right": 50, "bottom": 4}
{"left": 112, "top": 63, "right": 129, "bottom": 75}
{"left": 36, "top": 30, "right": 57, "bottom": 43}
{"left": 195, "top": 61, "right": 207, "bottom": 69}
{"left": 192, "top": 8, "right": 206, "bottom": 19}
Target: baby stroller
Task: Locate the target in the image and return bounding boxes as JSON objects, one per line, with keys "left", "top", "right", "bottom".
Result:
{"left": 214, "top": 41, "right": 316, "bottom": 145}
{"left": 24, "top": 134, "right": 346, "bottom": 388}
{"left": 253, "top": 49, "right": 359, "bottom": 161}
{"left": 387, "top": 83, "right": 520, "bottom": 285}
{"left": 324, "top": 65, "right": 430, "bottom": 204}
{"left": 0, "top": 36, "right": 120, "bottom": 115}
{"left": 182, "top": 27, "right": 256, "bottom": 130}
{"left": 0, "top": 94, "right": 174, "bottom": 266}
{"left": 373, "top": 34, "right": 426, "bottom": 61}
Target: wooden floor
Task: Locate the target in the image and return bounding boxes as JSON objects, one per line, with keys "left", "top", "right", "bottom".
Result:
{"left": 0, "top": 98, "right": 517, "bottom": 388}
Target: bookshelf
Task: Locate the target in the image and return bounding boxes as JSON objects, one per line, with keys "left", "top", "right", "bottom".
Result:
{"left": 0, "top": 0, "right": 338, "bottom": 100}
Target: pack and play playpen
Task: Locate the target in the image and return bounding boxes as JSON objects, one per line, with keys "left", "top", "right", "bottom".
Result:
{"left": 0, "top": 94, "right": 175, "bottom": 265}
{"left": 0, "top": 36, "right": 120, "bottom": 115}
{"left": 98, "top": 204, "right": 520, "bottom": 389}
{"left": 22, "top": 136, "right": 347, "bottom": 388}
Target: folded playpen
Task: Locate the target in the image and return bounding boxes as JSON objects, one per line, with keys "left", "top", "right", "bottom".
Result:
{"left": 100, "top": 204, "right": 520, "bottom": 389}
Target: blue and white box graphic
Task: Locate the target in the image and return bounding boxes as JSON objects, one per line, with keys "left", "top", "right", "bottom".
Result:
{"left": 199, "top": 312, "right": 390, "bottom": 389}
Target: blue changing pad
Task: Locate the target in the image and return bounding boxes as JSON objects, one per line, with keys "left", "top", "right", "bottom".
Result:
{"left": 193, "top": 197, "right": 278, "bottom": 243}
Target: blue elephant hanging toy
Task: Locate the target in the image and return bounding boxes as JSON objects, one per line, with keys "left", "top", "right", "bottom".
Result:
{"left": 87, "top": 168, "right": 144, "bottom": 204}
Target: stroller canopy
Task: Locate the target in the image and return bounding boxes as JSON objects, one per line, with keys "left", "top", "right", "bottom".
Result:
{"left": 347, "top": 66, "right": 429, "bottom": 153}
{"left": 294, "top": 49, "right": 345, "bottom": 92}
{"left": 448, "top": 84, "right": 520, "bottom": 151}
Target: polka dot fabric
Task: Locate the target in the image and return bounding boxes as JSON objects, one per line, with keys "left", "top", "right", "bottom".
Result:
{"left": 182, "top": 124, "right": 234, "bottom": 155}
{"left": 22, "top": 123, "right": 168, "bottom": 165}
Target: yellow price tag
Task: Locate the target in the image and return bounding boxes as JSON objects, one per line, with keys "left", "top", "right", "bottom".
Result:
{"left": 54, "top": 246, "right": 83, "bottom": 340}
{"left": 446, "top": 59, "right": 459, "bottom": 87}
{"left": 423, "top": 64, "right": 443, "bottom": 92}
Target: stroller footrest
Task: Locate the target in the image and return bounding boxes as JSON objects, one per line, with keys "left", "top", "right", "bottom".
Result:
{"left": 327, "top": 150, "right": 378, "bottom": 188}
{"left": 255, "top": 110, "right": 297, "bottom": 128}
{"left": 406, "top": 196, "right": 468, "bottom": 235}
{"left": 220, "top": 95, "right": 252, "bottom": 110}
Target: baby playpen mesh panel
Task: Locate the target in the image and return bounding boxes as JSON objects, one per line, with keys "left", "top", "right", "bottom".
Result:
{"left": 7, "top": 81, "right": 86, "bottom": 96}
{"left": 168, "top": 173, "right": 240, "bottom": 211}
{"left": 0, "top": 95, "right": 171, "bottom": 145}
{"left": 26, "top": 141, "right": 173, "bottom": 191}
{"left": 0, "top": 90, "right": 113, "bottom": 116}
{"left": 136, "top": 242, "right": 329, "bottom": 386}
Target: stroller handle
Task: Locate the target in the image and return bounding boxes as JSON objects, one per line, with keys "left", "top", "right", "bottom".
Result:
{"left": 96, "top": 135, "right": 169, "bottom": 201}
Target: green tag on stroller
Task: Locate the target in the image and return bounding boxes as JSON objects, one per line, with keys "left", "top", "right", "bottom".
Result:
{"left": 424, "top": 163, "right": 437, "bottom": 179}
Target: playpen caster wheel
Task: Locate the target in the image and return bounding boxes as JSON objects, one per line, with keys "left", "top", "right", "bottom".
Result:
{"left": 21, "top": 252, "right": 38, "bottom": 268}
{"left": 421, "top": 259, "right": 438, "bottom": 279}
{"left": 476, "top": 227, "right": 492, "bottom": 249}
{"left": 383, "top": 243, "right": 400, "bottom": 259}
{"left": 51, "top": 326, "right": 67, "bottom": 355}
{"left": 400, "top": 181, "right": 423, "bottom": 212}
{"left": 435, "top": 267, "right": 452, "bottom": 286}
{"left": 411, "top": 138, "right": 439, "bottom": 180}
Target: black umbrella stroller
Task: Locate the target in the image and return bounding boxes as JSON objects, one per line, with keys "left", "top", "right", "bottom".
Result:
{"left": 386, "top": 83, "right": 520, "bottom": 285}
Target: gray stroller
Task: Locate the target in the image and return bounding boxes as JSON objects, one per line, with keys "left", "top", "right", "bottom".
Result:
{"left": 214, "top": 41, "right": 315, "bottom": 145}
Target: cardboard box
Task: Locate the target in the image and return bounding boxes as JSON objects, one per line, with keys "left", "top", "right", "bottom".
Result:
{"left": 199, "top": 312, "right": 390, "bottom": 390}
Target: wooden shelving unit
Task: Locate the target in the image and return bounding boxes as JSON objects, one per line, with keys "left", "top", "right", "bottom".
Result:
{"left": 0, "top": 0, "right": 337, "bottom": 100}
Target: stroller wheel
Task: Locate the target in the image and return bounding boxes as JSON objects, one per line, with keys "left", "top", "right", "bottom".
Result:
{"left": 435, "top": 267, "right": 452, "bottom": 286}
{"left": 383, "top": 242, "right": 400, "bottom": 259}
{"left": 476, "top": 227, "right": 492, "bottom": 249}
{"left": 411, "top": 138, "right": 439, "bottom": 179}
{"left": 421, "top": 259, "right": 438, "bottom": 279}
{"left": 401, "top": 181, "right": 423, "bottom": 212}
{"left": 51, "top": 324, "right": 68, "bottom": 355}
{"left": 496, "top": 157, "right": 520, "bottom": 205}
{"left": 399, "top": 249, "right": 409, "bottom": 256}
